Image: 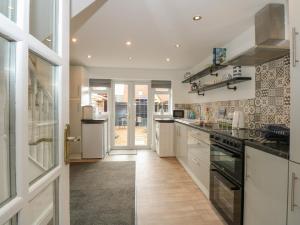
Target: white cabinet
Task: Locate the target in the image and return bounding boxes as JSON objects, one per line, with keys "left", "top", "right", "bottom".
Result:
{"left": 70, "top": 66, "right": 89, "bottom": 101}
{"left": 155, "top": 122, "right": 174, "bottom": 157}
{"left": 287, "top": 162, "right": 300, "bottom": 225}
{"left": 175, "top": 122, "right": 210, "bottom": 198}
{"left": 82, "top": 121, "right": 107, "bottom": 159}
{"left": 244, "top": 146, "right": 288, "bottom": 225}
{"left": 69, "top": 99, "right": 81, "bottom": 155}
{"left": 69, "top": 66, "right": 89, "bottom": 157}
{"left": 175, "top": 123, "right": 188, "bottom": 164}
{"left": 288, "top": 2, "right": 300, "bottom": 224}
{"left": 187, "top": 128, "right": 210, "bottom": 197}
{"left": 290, "top": 0, "right": 300, "bottom": 163}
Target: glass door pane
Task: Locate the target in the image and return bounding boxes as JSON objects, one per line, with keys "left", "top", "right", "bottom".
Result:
{"left": 134, "top": 85, "right": 148, "bottom": 146}
{"left": 29, "top": 0, "right": 57, "bottom": 50}
{"left": 0, "top": 36, "right": 16, "bottom": 206}
{"left": 114, "top": 84, "right": 129, "bottom": 147}
{"left": 0, "top": 0, "right": 16, "bottom": 21}
{"left": 28, "top": 52, "right": 58, "bottom": 184}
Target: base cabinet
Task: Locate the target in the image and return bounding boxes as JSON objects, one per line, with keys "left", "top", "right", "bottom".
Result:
{"left": 288, "top": 161, "right": 300, "bottom": 225}
{"left": 155, "top": 122, "right": 174, "bottom": 157}
{"left": 244, "top": 146, "right": 288, "bottom": 225}
{"left": 175, "top": 123, "right": 187, "bottom": 164}
{"left": 187, "top": 128, "right": 210, "bottom": 196}
{"left": 175, "top": 122, "right": 210, "bottom": 198}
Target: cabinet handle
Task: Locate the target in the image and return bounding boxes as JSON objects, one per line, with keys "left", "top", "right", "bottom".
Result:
{"left": 291, "top": 172, "right": 298, "bottom": 211}
{"left": 77, "top": 85, "right": 81, "bottom": 96}
{"left": 292, "top": 27, "right": 299, "bottom": 67}
{"left": 245, "top": 154, "right": 250, "bottom": 179}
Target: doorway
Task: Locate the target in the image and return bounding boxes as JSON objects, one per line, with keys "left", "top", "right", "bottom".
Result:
{"left": 111, "top": 81, "right": 152, "bottom": 150}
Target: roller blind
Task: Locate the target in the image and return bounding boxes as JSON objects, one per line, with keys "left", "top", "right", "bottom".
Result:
{"left": 89, "top": 79, "right": 112, "bottom": 88}
{"left": 151, "top": 80, "right": 171, "bottom": 89}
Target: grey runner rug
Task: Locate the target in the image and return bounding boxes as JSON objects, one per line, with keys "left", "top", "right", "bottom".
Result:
{"left": 70, "top": 161, "right": 136, "bottom": 225}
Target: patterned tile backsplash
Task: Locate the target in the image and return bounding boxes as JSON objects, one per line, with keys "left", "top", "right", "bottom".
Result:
{"left": 175, "top": 56, "right": 290, "bottom": 128}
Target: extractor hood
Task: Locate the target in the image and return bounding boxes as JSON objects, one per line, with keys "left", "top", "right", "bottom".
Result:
{"left": 225, "top": 4, "right": 290, "bottom": 66}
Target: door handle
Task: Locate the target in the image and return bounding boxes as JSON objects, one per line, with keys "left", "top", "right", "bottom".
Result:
{"left": 64, "top": 124, "right": 81, "bottom": 164}
{"left": 291, "top": 172, "right": 299, "bottom": 211}
{"left": 292, "top": 27, "right": 299, "bottom": 67}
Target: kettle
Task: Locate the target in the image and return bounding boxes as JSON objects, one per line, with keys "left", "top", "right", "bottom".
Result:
{"left": 232, "top": 111, "right": 245, "bottom": 129}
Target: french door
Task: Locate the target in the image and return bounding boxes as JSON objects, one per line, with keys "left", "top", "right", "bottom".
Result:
{"left": 112, "top": 81, "right": 152, "bottom": 150}
{"left": 0, "top": 0, "right": 70, "bottom": 225}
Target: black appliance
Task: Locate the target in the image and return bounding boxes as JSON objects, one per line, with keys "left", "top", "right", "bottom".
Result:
{"left": 210, "top": 130, "right": 248, "bottom": 225}
{"left": 172, "top": 110, "right": 184, "bottom": 118}
{"left": 209, "top": 128, "right": 290, "bottom": 225}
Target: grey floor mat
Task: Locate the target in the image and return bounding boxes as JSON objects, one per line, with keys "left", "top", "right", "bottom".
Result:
{"left": 70, "top": 161, "right": 136, "bottom": 225}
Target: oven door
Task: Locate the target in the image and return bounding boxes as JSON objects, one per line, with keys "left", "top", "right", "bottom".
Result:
{"left": 210, "top": 142, "right": 243, "bottom": 184}
{"left": 210, "top": 165, "right": 242, "bottom": 225}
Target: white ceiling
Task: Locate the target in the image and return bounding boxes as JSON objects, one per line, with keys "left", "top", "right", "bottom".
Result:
{"left": 70, "top": 0, "right": 279, "bottom": 70}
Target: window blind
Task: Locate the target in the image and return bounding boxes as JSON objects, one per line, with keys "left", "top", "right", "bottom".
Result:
{"left": 89, "top": 79, "right": 112, "bottom": 88}
{"left": 151, "top": 80, "right": 171, "bottom": 89}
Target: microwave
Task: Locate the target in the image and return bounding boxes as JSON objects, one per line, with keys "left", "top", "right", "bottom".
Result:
{"left": 173, "top": 110, "right": 184, "bottom": 118}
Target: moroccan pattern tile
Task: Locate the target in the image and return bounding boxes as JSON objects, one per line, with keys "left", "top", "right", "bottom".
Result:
{"left": 176, "top": 56, "right": 290, "bottom": 128}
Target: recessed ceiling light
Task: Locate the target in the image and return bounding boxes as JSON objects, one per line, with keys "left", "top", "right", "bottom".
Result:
{"left": 175, "top": 44, "right": 181, "bottom": 48}
{"left": 87, "top": 55, "right": 92, "bottom": 59}
{"left": 166, "top": 58, "right": 171, "bottom": 62}
{"left": 126, "top": 41, "right": 132, "bottom": 46}
{"left": 193, "top": 15, "right": 202, "bottom": 21}
{"left": 72, "top": 38, "right": 77, "bottom": 43}
{"left": 46, "top": 38, "right": 52, "bottom": 42}
{"left": 129, "top": 57, "right": 133, "bottom": 60}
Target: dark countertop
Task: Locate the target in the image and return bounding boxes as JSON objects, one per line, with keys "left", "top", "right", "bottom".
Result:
{"left": 81, "top": 119, "right": 108, "bottom": 124}
{"left": 245, "top": 140, "right": 289, "bottom": 159}
{"left": 175, "top": 119, "right": 218, "bottom": 133}
{"left": 154, "top": 118, "right": 175, "bottom": 123}
{"left": 174, "top": 119, "right": 290, "bottom": 159}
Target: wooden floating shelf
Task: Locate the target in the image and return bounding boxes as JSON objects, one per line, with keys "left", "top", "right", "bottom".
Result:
{"left": 182, "top": 64, "right": 228, "bottom": 83}
{"left": 189, "top": 77, "right": 252, "bottom": 95}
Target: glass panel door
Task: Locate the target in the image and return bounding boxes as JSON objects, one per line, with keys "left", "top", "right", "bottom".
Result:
{"left": 134, "top": 84, "right": 149, "bottom": 146}
{"left": 28, "top": 52, "right": 58, "bottom": 184}
{"left": 0, "top": 35, "right": 15, "bottom": 207}
{"left": 112, "top": 82, "right": 151, "bottom": 149}
{"left": 114, "top": 83, "right": 129, "bottom": 147}
{"left": 0, "top": 0, "right": 70, "bottom": 224}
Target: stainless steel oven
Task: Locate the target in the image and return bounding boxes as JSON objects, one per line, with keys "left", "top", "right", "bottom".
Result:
{"left": 210, "top": 165, "right": 242, "bottom": 225}
{"left": 210, "top": 143, "right": 243, "bottom": 185}
{"left": 210, "top": 131, "right": 245, "bottom": 225}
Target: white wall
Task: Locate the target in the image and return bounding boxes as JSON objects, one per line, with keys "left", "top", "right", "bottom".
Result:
{"left": 87, "top": 67, "right": 190, "bottom": 104}
{"left": 184, "top": 26, "right": 256, "bottom": 104}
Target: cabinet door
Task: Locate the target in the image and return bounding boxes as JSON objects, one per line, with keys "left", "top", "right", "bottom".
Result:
{"left": 69, "top": 99, "right": 81, "bottom": 155}
{"left": 70, "top": 67, "right": 83, "bottom": 99}
{"left": 244, "top": 147, "right": 288, "bottom": 225}
{"left": 174, "top": 124, "right": 181, "bottom": 158}
{"left": 180, "top": 125, "right": 188, "bottom": 164}
{"left": 288, "top": 162, "right": 300, "bottom": 225}
{"left": 290, "top": 0, "right": 300, "bottom": 163}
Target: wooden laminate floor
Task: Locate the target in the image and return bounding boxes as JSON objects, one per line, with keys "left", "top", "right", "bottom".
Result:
{"left": 136, "top": 150, "right": 225, "bottom": 225}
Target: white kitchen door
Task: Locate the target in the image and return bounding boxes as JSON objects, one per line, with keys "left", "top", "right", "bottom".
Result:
{"left": 0, "top": 0, "right": 70, "bottom": 224}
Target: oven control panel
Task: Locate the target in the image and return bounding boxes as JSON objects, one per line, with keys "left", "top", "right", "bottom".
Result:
{"left": 210, "top": 132, "right": 244, "bottom": 152}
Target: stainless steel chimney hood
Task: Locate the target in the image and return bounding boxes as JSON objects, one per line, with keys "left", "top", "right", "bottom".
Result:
{"left": 225, "top": 4, "right": 289, "bottom": 66}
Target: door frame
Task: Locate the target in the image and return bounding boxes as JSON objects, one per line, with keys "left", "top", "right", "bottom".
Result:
{"left": 111, "top": 80, "right": 152, "bottom": 150}
{"left": 0, "top": 0, "right": 70, "bottom": 224}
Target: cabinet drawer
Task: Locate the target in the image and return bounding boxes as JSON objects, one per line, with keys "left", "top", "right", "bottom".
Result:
{"left": 189, "top": 128, "right": 210, "bottom": 144}
{"left": 189, "top": 145, "right": 209, "bottom": 165}
{"left": 188, "top": 153, "right": 210, "bottom": 190}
